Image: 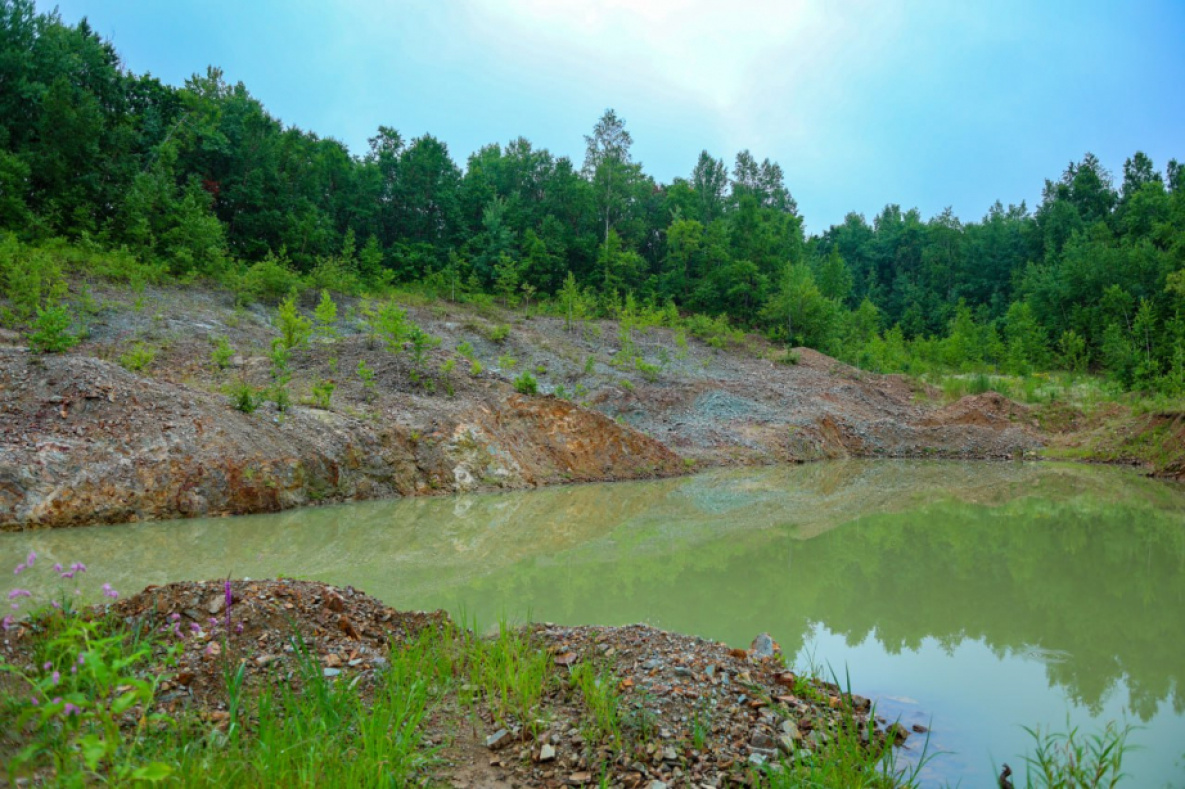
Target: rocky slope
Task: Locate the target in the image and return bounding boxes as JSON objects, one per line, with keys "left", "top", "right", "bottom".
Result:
{"left": 0, "top": 283, "right": 1047, "bottom": 530}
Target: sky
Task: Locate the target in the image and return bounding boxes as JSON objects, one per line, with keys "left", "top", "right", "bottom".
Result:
{"left": 41, "top": 0, "right": 1185, "bottom": 234}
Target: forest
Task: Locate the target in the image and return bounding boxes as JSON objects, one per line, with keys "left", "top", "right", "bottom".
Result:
{"left": 2, "top": 0, "right": 1184, "bottom": 393}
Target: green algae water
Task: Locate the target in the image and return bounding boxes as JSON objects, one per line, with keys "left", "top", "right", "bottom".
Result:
{"left": 4, "top": 460, "right": 1184, "bottom": 786}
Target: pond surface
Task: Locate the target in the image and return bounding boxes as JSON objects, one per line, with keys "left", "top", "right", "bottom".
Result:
{"left": 4, "top": 460, "right": 1185, "bottom": 786}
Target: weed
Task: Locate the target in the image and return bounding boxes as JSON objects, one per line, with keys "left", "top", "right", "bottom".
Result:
{"left": 228, "top": 378, "right": 260, "bottom": 413}
{"left": 1018, "top": 719, "right": 1135, "bottom": 789}
{"left": 570, "top": 661, "right": 622, "bottom": 747}
{"left": 309, "top": 378, "right": 336, "bottom": 410}
{"left": 211, "top": 336, "right": 234, "bottom": 370}
{"left": 118, "top": 342, "right": 156, "bottom": 372}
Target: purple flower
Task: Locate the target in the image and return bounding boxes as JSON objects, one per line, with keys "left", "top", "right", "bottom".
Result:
{"left": 190, "top": 622, "right": 201, "bottom": 633}
{"left": 50, "top": 600, "right": 61, "bottom": 609}
{"left": 169, "top": 612, "right": 181, "bottom": 621}
{"left": 77, "top": 654, "right": 85, "bottom": 665}
{"left": 53, "top": 563, "right": 62, "bottom": 572}
{"left": 42, "top": 662, "right": 52, "bottom": 670}
{"left": 60, "top": 571, "right": 75, "bottom": 580}
{"left": 69, "top": 562, "right": 86, "bottom": 573}
{"left": 62, "top": 702, "right": 80, "bottom": 716}
{"left": 13, "top": 563, "right": 24, "bottom": 575}
{"left": 30, "top": 695, "right": 39, "bottom": 706}
{"left": 235, "top": 622, "right": 244, "bottom": 634}
{"left": 70, "top": 665, "right": 77, "bottom": 675}
{"left": 8, "top": 589, "right": 32, "bottom": 600}
{"left": 51, "top": 671, "right": 60, "bottom": 686}
{"left": 101, "top": 583, "right": 118, "bottom": 599}
{"left": 2, "top": 615, "right": 14, "bottom": 631}
{"left": 208, "top": 617, "right": 218, "bottom": 628}
{"left": 26, "top": 551, "right": 35, "bottom": 567}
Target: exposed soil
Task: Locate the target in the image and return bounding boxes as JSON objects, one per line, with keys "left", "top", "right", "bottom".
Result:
{"left": 0, "top": 281, "right": 1049, "bottom": 530}
{"left": 1, "top": 579, "right": 914, "bottom": 787}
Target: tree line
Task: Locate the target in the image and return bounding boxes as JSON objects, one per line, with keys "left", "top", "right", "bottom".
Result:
{"left": 1, "top": 1, "right": 1183, "bottom": 391}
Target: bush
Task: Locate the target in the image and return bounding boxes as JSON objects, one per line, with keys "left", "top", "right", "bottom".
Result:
{"left": 211, "top": 336, "right": 234, "bottom": 370}
{"left": 513, "top": 371, "right": 538, "bottom": 395}
{"left": 275, "top": 295, "right": 312, "bottom": 351}
{"left": 28, "top": 304, "right": 78, "bottom": 353}
{"left": 118, "top": 342, "right": 156, "bottom": 372}
{"left": 232, "top": 252, "right": 303, "bottom": 305}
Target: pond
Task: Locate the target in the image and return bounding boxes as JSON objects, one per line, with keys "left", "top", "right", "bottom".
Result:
{"left": 3, "top": 460, "right": 1184, "bottom": 786}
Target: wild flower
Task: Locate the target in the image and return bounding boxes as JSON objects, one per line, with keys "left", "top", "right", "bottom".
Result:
{"left": 50, "top": 670, "right": 60, "bottom": 685}
{"left": 14, "top": 563, "right": 24, "bottom": 575}
{"left": 190, "top": 622, "right": 201, "bottom": 634}
{"left": 26, "top": 551, "right": 36, "bottom": 567}
{"left": 62, "top": 702, "right": 80, "bottom": 716}
{"left": 9, "top": 589, "right": 32, "bottom": 600}
{"left": 100, "top": 583, "right": 118, "bottom": 599}
{"left": 52, "top": 563, "right": 62, "bottom": 572}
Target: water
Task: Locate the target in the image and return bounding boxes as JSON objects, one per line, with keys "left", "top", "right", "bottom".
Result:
{"left": 4, "top": 460, "right": 1184, "bottom": 786}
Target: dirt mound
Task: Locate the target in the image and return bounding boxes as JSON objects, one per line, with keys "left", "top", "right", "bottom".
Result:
{"left": 922, "top": 391, "right": 1035, "bottom": 429}
{"left": 111, "top": 579, "right": 447, "bottom": 710}
{"left": 0, "top": 346, "right": 683, "bottom": 530}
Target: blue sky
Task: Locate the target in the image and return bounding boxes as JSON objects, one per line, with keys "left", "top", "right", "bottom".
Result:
{"left": 42, "top": 0, "right": 1185, "bottom": 234}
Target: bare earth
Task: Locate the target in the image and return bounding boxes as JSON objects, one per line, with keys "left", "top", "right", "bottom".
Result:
{"left": 0, "top": 283, "right": 1045, "bottom": 531}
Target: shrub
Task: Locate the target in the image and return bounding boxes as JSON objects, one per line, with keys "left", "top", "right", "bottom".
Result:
{"left": 233, "top": 252, "right": 303, "bottom": 305}
{"left": 28, "top": 304, "right": 78, "bottom": 353}
{"left": 211, "top": 336, "right": 235, "bottom": 370}
{"left": 275, "top": 295, "right": 311, "bottom": 351}
{"left": 313, "top": 289, "right": 338, "bottom": 340}
{"left": 513, "top": 371, "right": 538, "bottom": 395}
{"left": 310, "top": 378, "right": 335, "bottom": 410}
{"left": 118, "top": 342, "right": 156, "bottom": 372}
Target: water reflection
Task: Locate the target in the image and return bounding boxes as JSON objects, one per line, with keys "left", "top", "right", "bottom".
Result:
{"left": 3, "top": 460, "right": 1184, "bottom": 785}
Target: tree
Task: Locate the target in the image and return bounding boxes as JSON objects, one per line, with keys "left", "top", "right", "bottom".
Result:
{"left": 583, "top": 109, "right": 637, "bottom": 246}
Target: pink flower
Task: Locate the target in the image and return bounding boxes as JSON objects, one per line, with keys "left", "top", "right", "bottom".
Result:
{"left": 8, "top": 589, "right": 32, "bottom": 600}
{"left": 2, "top": 615, "right": 14, "bottom": 630}
{"left": 62, "top": 702, "right": 80, "bottom": 716}
{"left": 53, "top": 563, "right": 62, "bottom": 572}
{"left": 50, "top": 601, "right": 61, "bottom": 609}
{"left": 42, "top": 662, "right": 51, "bottom": 670}
{"left": 51, "top": 671, "right": 60, "bottom": 685}
{"left": 26, "top": 552, "right": 35, "bottom": 567}
{"left": 235, "top": 622, "right": 244, "bottom": 634}
{"left": 60, "top": 571, "right": 75, "bottom": 580}
{"left": 101, "top": 583, "right": 118, "bottom": 599}
{"left": 70, "top": 562, "right": 86, "bottom": 573}
{"left": 30, "top": 695, "right": 39, "bottom": 706}
{"left": 190, "top": 622, "right": 201, "bottom": 633}
{"left": 13, "top": 563, "right": 24, "bottom": 575}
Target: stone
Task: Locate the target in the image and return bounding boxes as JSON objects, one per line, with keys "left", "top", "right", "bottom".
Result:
{"left": 322, "top": 668, "right": 341, "bottom": 678}
{"left": 779, "top": 720, "right": 801, "bottom": 741}
{"left": 750, "top": 730, "right": 776, "bottom": 750}
{"left": 749, "top": 632, "right": 778, "bottom": 659}
{"left": 486, "top": 728, "right": 513, "bottom": 750}
{"left": 539, "top": 743, "right": 556, "bottom": 762}
{"left": 205, "top": 595, "right": 225, "bottom": 615}
{"left": 662, "top": 746, "right": 678, "bottom": 761}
